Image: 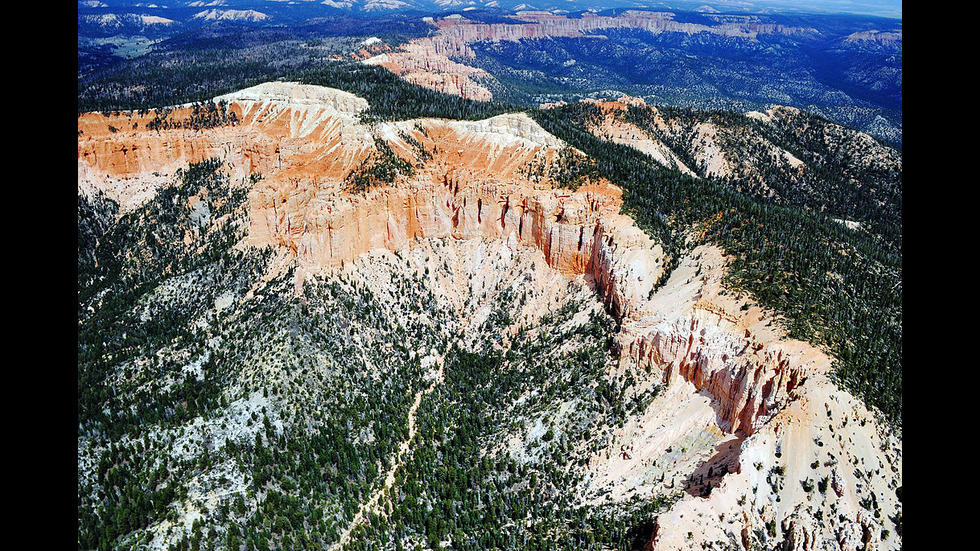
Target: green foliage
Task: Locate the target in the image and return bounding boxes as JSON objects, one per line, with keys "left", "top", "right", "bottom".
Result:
{"left": 344, "top": 137, "right": 415, "bottom": 194}
{"left": 78, "top": 51, "right": 901, "bottom": 551}
{"left": 79, "top": 38, "right": 519, "bottom": 123}
{"left": 146, "top": 100, "right": 239, "bottom": 132}
{"left": 78, "top": 158, "right": 252, "bottom": 439}
{"left": 624, "top": 104, "right": 901, "bottom": 248}
{"left": 371, "top": 295, "right": 670, "bottom": 551}
{"left": 295, "top": 61, "right": 520, "bottom": 123}
{"left": 531, "top": 103, "right": 902, "bottom": 427}
{"left": 78, "top": 202, "right": 667, "bottom": 549}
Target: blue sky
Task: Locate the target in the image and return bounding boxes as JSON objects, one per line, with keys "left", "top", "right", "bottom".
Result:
{"left": 673, "top": 0, "right": 902, "bottom": 19}
{"left": 88, "top": 0, "right": 904, "bottom": 20}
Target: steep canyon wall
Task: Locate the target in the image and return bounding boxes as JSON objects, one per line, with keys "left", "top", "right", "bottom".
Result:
{"left": 77, "top": 82, "right": 900, "bottom": 550}
{"left": 360, "top": 11, "right": 818, "bottom": 101}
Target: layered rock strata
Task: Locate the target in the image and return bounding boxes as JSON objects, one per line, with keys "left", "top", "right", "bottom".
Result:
{"left": 362, "top": 11, "right": 818, "bottom": 101}
{"left": 597, "top": 244, "right": 900, "bottom": 550}
{"left": 77, "top": 82, "right": 666, "bottom": 323}
{"left": 77, "top": 82, "right": 901, "bottom": 550}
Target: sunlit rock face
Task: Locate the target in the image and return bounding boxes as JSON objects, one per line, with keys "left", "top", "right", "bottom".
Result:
{"left": 78, "top": 82, "right": 902, "bottom": 551}
{"left": 78, "top": 82, "right": 666, "bottom": 322}
{"left": 358, "top": 11, "right": 819, "bottom": 102}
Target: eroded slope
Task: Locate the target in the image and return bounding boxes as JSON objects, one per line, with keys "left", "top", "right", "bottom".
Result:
{"left": 77, "top": 82, "right": 901, "bottom": 551}
{"left": 359, "top": 11, "right": 818, "bottom": 103}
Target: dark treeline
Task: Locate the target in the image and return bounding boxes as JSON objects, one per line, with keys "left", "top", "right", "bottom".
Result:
{"left": 345, "top": 295, "right": 670, "bottom": 551}
{"left": 78, "top": 50, "right": 281, "bottom": 115}
{"left": 294, "top": 61, "right": 520, "bottom": 122}
{"left": 157, "top": 18, "right": 432, "bottom": 53}
{"left": 78, "top": 159, "right": 250, "bottom": 441}
{"left": 145, "top": 101, "right": 240, "bottom": 132}
{"left": 79, "top": 50, "right": 518, "bottom": 121}
{"left": 619, "top": 103, "right": 902, "bottom": 252}
{"left": 79, "top": 49, "right": 902, "bottom": 425}
{"left": 530, "top": 103, "right": 902, "bottom": 427}
{"left": 77, "top": 16, "right": 519, "bottom": 120}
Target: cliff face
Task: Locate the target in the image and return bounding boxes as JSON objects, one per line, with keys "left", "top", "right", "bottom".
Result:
{"left": 363, "top": 40, "right": 494, "bottom": 101}
{"left": 246, "top": 109, "right": 667, "bottom": 324}
{"left": 359, "top": 11, "right": 818, "bottom": 101}
{"left": 77, "top": 82, "right": 900, "bottom": 550}
{"left": 77, "top": 83, "right": 375, "bottom": 212}
{"left": 77, "top": 82, "right": 666, "bottom": 323}
{"left": 624, "top": 313, "right": 813, "bottom": 437}
{"left": 599, "top": 243, "right": 901, "bottom": 551}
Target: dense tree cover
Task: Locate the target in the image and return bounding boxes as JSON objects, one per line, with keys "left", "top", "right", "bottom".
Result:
{"left": 78, "top": 160, "right": 256, "bottom": 548}
{"left": 76, "top": 14, "right": 520, "bottom": 121}
{"left": 466, "top": 19, "right": 902, "bottom": 147}
{"left": 156, "top": 18, "right": 431, "bottom": 54}
{"left": 79, "top": 159, "right": 418, "bottom": 549}
{"left": 530, "top": 103, "right": 902, "bottom": 427}
{"left": 79, "top": 157, "right": 668, "bottom": 550}
{"left": 80, "top": 52, "right": 517, "bottom": 124}
{"left": 78, "top": 48, "right": 282, "bottom": 115}
{"left": 78, "top": 27, "right": 356, "bottom": 113}
{"left": 78, "top": 189, "right": 120, "bottom": 296}
{"left": 294, "top": 61, "right": 520, "bottom": 123}
{"left": 617, "top": 104, "right": 902, "bottom": 251}
{"left": 79, "top": 44, "right": 901, "bottom": 550}
{"left": 378, "top": 301, "right": 662, "bottom": 548}
{"left": 78, "top": 159, "right": 252, "bottom": 440}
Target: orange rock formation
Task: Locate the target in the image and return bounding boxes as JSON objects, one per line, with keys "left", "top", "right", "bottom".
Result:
{"left": 77, "top": 82, "right": 666, "bottom": 324}
{"left": 78, "top": 84, "right": 900, "bottom": 551}
{"left": 362, "top": 11, "right": 817, "bottom": 101}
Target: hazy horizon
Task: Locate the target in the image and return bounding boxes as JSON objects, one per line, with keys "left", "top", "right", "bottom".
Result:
{"left": 80, "top": 0, "right": 903, "bottom": 20}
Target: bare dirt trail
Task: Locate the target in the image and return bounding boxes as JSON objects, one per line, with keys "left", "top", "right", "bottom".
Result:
{"left": 330, "top": 349, "right": 446, "bottom": 550}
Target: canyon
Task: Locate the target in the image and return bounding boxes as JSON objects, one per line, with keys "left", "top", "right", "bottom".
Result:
{"left": 77, "top": 82, "right": 901, "bottom": 550}
{"left": 358, "top": 11, "right": 819, "bottom": 102}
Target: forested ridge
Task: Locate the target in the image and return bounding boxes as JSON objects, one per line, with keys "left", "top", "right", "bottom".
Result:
{"left": 78, "top": 158, "right": 670, "bottom": 550}
{"left": 530, "top": 102, "right": 902, "bottom": 427}
{"left": 79, "top": 24, "right": 901, "bottom": 549}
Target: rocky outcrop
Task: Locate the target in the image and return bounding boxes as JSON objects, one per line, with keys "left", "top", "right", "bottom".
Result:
{"left": 77, "top": 82, "right": 901, "bottom": 551}
{"left": 844, "top": 29, "right": 902, "bottom": 47}
{"left": 77, "top": 83, "right": 376, "bottom": 212}
{"left": 436, "top": 10, "right": 817, "bottom": 44}
{"left": 580, "top": 98, "right": 738, "bottom": 179}
{"left": 577, "top": 97, "right": 697, "bottom": 176}
{"left": 77, "top": 82, "right": 665, "bottom": 322}
{"left": 633, "top": 293, "right": 900, "bottom": 550}
{"left": 362, "top": 11, "right": 818, "bottom": 101}
{"left": 624, "top": 313, "right": 814, "bottom": 436}
{"left": 242, "top": 109, "right": 666, "bottom": 321}
{"left": 578, "top": 99, "right": 825, "bottom": 203}
{"left": 363, "top": 39, "right": 493, "bottom": 101}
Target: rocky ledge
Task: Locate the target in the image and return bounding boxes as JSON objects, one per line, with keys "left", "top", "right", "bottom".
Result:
{"left": 77, "top": 82, "right": 902, "bottom": 550}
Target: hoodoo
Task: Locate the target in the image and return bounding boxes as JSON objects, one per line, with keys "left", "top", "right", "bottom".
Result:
{"left": 78, "top": 82, "right": 901, "bottom": 551}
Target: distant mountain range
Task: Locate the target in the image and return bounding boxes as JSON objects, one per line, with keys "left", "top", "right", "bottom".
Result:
{"left": 79, "top": 3, "right": 901, "bottom": 147}
{"left": 78, "top": 1, "right": 902, "bottom": 548}
{"left": 78, "top": 0, "right": 902, "bottom": 20}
